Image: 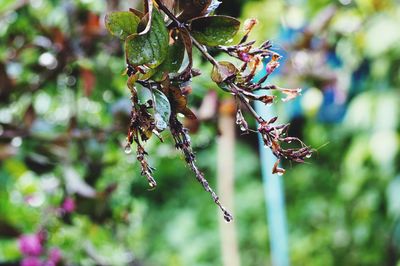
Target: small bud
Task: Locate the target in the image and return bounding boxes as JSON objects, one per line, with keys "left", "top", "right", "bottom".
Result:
{"left": 244, "top": 18, "right": 258, "bottom": 32}
{"left": 259, "top": 95, "right": 275, "bottom": 106}
{"left": 238, "top": 51, "right": 251, "bottom": 62}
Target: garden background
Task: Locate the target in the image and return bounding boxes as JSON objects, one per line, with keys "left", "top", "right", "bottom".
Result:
{"left": 1, "top": 0, "right": 400, "bottom": 265}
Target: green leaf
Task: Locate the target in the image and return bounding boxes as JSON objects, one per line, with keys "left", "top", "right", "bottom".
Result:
{"left": 125, "top": 8, "right": 169, "bottom": 68}
{"left": 152, "top": 36, "right": 185, "bottom": 81}
{"left": 105, "top": 11, "right": 140, "bottom": 40}
{"left": 190, "top": 15, "right": 240, "bottom": 46}
{"left": 153, "top": 89, "right": 171, "bottom": 131}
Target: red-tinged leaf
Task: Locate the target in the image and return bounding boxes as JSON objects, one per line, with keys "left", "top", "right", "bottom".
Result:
{"left": 181, "top": 108, "right": 197, "bottom": 120}
{"left": 177, "top": 0, "right": 212, "bottom": 21}
{"left": 168, "top": 86, "right": 195, "bottom": 119}
{"left": 159, "top": 0, "right": 176, "bottom": 12}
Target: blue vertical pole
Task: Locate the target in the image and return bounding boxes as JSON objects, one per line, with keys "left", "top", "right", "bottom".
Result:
{"left": 255, "top": 99, "right": 290, "bottom": 266}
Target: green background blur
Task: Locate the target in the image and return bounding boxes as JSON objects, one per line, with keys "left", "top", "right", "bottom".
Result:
{"left": 1, "top": 0, "right": 400, "bottom": 265}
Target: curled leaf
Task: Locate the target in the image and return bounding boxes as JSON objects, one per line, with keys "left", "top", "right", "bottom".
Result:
{"left": 138, "top": 0, "right": 154, "bottom": 35}
{"left": 168, "top": 86, "right": 197, "bottom": 119}
{"left": 211, "top": 61, "right": 238, "bottom": 84}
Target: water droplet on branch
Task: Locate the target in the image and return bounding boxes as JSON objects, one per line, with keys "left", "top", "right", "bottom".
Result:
{"left": 124, "top": 143, "right": 132, "bottom": 154}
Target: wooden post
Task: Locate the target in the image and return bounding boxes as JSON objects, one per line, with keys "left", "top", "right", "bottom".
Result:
{"left": 217, "top": 99, "right": 240, "bottom": 266}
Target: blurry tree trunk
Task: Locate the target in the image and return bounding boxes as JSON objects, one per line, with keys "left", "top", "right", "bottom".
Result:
{"left": 217, "top": 99, "right": 240, "bottom": 266}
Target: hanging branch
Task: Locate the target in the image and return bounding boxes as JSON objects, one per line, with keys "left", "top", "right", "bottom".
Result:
{"left": 104, "top": 0, "right": 312, "bottom": 221}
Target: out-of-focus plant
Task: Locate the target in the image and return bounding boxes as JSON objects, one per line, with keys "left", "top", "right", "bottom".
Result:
{"left": 241, "top": 0, "right": 400, "bottom": 265}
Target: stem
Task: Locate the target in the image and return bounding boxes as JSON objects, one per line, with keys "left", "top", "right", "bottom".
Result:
{"left": 237, "top": 91, "right": 264, "bottom": 123}
{"left": 191, "top": 37, "right": 219, "bottom": 66}
{"left": 154, "top": 0, "right": 181, "bottom": 26}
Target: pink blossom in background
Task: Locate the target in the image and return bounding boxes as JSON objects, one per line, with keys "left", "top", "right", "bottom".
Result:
{"left": 49, "top": 248, "right": 61, "bottom": 264}
{"left": 18, "top": 234, "right": 42, "bottom": 256}
{"left": 62, "top": 197, "right": 75, "bottom": 213}
{"left": 21, "top": 257, "right": 41, "bottom": 266}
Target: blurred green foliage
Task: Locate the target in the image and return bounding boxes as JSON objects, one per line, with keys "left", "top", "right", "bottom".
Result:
{"left": 0, "top": 0, "right": 400, "bottom": 265}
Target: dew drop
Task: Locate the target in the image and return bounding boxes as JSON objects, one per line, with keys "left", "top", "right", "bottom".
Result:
{"left": 124, "top": 144, "right": 132, "bottom": 154}
{"left": 240, "top": 125, "right": 246, "bottom": 131}
{"left": 277, "top": 172, "right": 284, "bottom": 176}
{"left": 306, "top": 154, "right": 312, "bottom": 159}
{"left": 224, "top": 215, "right": 232, "bottom": 223}
{"left": 287, "top": 141, "right": 292, "bottom": 144}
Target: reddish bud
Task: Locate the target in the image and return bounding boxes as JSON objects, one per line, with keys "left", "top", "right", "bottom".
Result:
{"left": 238, "top": 51, "right": 251, "bottom": 62}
